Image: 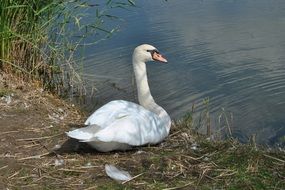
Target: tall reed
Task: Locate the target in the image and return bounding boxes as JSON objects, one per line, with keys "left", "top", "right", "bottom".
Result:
{"left": 0, "top": 0, "right": 135, "bottom": 95}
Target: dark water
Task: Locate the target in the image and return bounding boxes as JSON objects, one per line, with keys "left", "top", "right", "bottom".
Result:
{"left": 80, "top": 0, "right": 285, "bottom": 146}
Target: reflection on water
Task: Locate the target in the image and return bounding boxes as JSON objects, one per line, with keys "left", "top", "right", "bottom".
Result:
{"left": 81, "top": 0, "right": 285, "bottom": 146}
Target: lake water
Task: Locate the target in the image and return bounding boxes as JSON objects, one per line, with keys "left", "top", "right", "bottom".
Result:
{"left": 80, "top": 0, "right": 285, "bottom": 146}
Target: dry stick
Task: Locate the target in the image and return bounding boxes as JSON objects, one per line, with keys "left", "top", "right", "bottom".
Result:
{"left": 0, "top": 128, "right": 49, "bottom": 135}
{"left": 16, "top": 143, "right": 40, "bottom": 149}
{"left": 170, "top": 171, "right": 184, "bottom": 179}
{"left": 197, "top": 168, "right": 210, "bottom": 185}
{"left": 32, "top": 176, "right": 45, "bottom": 183}
{"left": 0, "top": 154, "right": 17, "bottom": 158}
{"left": 8, "top": 183, "right": 38, "bottom": 189}
{"left": 180, "top": 154, "right": 204, "bottom": 161}
{"left": 8, "top": 169, "right": 22, "bottom": 179}
{"left": 17, "top": 152, "right": 50, "bottom": 161}
{"left": 16, "top": 133, "right": 63, "bottom": 141}
{"left": 57, "top": 168, "right": 87, "bottom": 173}
{"left": 263, "top": 154, "right": 285, "bottom": 163}
{"left": 121, "top": 172, "right": 145, "bottom": 184}
{"left": 216, "top": 171, "right": 238, "bottom": 178}
{"left": 168, "top": 130, "right": 182, "bottom": 138}
{"left": 16, "top": 175, "right": 34, "bottom": 180}
{"left": 36, "top": 139, "right": 60, "bottom": 160}
{"left": 0, "top": 165, "right": 8, "bottom": 171}
{"left": 41, "top": 175, "right": 67, "bottom": 182}
{"left": 162, "top": 182, "right": 193, "bottom": 190}
{"left": 0, "top": 130, "right": 20, "bottom": 135}
{"left": 78, "top": 165, "right": 101, "bottom": 169}
{"left": 84, "top": 185, "right": 97, "bottom": 190}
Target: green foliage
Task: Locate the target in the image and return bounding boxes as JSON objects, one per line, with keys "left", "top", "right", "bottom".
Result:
{"left": 0, "top": 0, "right": 135, "bottom": 94}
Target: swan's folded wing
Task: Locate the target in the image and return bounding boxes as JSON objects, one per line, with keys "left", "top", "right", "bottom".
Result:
{"left": 81, "top": 100, "right": 169, "bottom": 146}
{"left": 84, "top": 100, "right": 143, "bottom": 126}
{"left": 66, "top": 124, "right": 101, "bottom": 141}
{"left": 85, "top": 113, "right": 168, "bottom": 146}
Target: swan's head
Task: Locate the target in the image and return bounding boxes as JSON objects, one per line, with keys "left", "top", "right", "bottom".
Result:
{"left": 133, "top": 44, "right": 167, "bottom": 63}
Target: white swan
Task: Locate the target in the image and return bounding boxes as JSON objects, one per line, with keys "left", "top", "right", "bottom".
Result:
{"left": 66, "top": 44, "right": 171, "bottom": 152}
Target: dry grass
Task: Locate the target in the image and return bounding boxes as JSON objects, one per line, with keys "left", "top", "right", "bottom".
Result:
{"left": 0, "top": 71, "right": 284, "bottom": 190}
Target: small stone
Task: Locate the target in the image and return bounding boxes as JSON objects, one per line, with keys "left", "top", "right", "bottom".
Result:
{"left": 191, "top": 142, "right": 198, "bottom": 150}
{"left": 85, "top": 162, "right": 93, "bottom": 168}
{"left": 23, "top": 102, "right": 29, "bottom": 108}
{"left": 134, "top": 150, "right": 146, "bottom": 155}
{"left": 52, "top": 144, "right": 61, "bottom": 150}
{"left": 54, "top": 159, "right": 64, "bottom": 166}
{"left": 181, "top": 132, "right": 189, "bottom": 138}
{"left": 2, "top": 95, "right": 12, "bottom": 104}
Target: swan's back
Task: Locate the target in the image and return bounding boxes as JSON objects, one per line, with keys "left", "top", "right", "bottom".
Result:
{"left": 85, "top": 100, "right": 170, "bottom": 144}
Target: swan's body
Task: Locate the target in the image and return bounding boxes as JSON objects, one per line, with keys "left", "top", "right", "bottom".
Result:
{"left": 66, "top": 44, "right": 171, "bottom": 152}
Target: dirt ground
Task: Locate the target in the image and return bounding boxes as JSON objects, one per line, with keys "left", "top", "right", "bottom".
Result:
{"left": 0, "top": 72, "right": 199, "bottom": 189}
{"left": 0, "top": 72, "right": 284, "bottom": 190}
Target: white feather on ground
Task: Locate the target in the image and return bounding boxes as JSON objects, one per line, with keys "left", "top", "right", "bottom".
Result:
{"left": 105, "top": 164, "right": 132, "bottom": 182}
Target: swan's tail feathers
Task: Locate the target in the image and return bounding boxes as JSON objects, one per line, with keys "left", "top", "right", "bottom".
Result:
{"left": 66, "top": 124, "right": 101, "bottom": 141}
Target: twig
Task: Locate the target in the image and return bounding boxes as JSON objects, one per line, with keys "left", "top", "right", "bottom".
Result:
{"left": 0, "top": 130, "right": 20, "bottom": 135}
{"left": 181, "top": 154, "right": 204, "bottom": 161}
{"left": 0, "top": 154, "right": 17, "bottom": 158}
{"left": 162, "top": 182, "right": 193, "bottom": 190}
{"left": 57, "top": 168, "right": 87, "bottom": 173}
{"left": 263, "top": 154, "right": 285, "bottom": 163}
{"left": 16, "top": 143, "right": 40, "bottom": 149}
{"left": 17, "top": 152, "right": 50, "bottom": 161}
{"left": 215, "top": 170, "right": 237, "bottom": 178}
{"left": 168, "top": 130, "right": 182, "bottom": 138}
{"left": 0, "top": 165, "right": 8, "bottom": 171}
{"left": 8, "top": 169, "right": 22, "bottom": 179}
{"left": 78, "top": 165, "right": 100, "bottom": 169}
{"left": 0, "top": 128, "right": 44, "bottom": 135}
{"left": 84, "top": 185, "right": 97, "bottom": 190}
{"left": 122, "top": 172, "right": 144, "bottom": 184}
{"left": 16, "top": 133, "right": 63, "bottom": 141}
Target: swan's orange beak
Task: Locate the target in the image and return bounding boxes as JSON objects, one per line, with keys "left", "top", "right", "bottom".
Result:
{"left": 153, "top": 52, "right": 168, "bottom": 63}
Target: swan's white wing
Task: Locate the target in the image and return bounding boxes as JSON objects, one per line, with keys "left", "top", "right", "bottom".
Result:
{"left": 85, "top": 100, "right": 143, "bottom": 126}
{"left": 66, "top": 124, "right": 100, "bottom": 141}
{"left": 78, "top": 100, "right": 169, "bottom": 146}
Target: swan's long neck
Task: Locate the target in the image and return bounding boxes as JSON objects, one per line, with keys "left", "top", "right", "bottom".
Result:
{"left": 133, "top": 61, "right": 154, "bottom": 107}
{"left": 132, "top": 59, "right": 169, "bottom": 120}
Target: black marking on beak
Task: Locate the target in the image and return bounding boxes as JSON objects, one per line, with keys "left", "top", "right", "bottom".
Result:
{"left": 147, "top": 49, "right": 159, "bottom": 56}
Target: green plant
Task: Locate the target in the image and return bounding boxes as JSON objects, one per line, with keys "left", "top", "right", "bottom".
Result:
{"left": 0, "top": 0, "right": 135, "bottom": 95}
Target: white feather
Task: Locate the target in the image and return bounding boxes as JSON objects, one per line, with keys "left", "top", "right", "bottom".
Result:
{"left": 105, "top": 164, "right": 132, "bottom": 182}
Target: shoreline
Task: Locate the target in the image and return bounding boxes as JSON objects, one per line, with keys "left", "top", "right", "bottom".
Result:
{"left": 0, "top": 71, "right": 284, "bottom": 189}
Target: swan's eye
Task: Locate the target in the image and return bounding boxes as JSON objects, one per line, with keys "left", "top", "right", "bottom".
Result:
{"left": 147, "top": 49, "right": 159, "bottom": 55}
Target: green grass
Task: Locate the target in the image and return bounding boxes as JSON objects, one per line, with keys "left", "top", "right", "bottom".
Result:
{"left": 0, "top": 0, "right": 135, "bottom": 95}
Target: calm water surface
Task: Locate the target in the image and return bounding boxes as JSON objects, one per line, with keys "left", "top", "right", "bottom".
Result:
{"left": 81, "top": 0, "right": 285, "bottom": 146}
